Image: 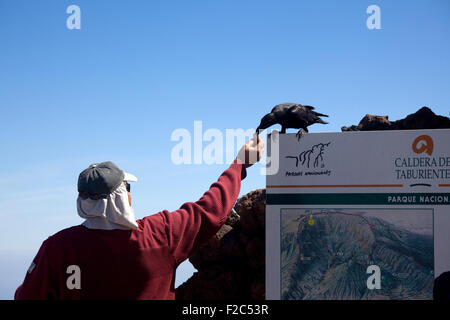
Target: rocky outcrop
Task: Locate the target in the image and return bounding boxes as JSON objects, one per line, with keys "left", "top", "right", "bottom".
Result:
{"left": 341, "top": 107, "right": 450, "bottom": 131}
{"left": 176, "top": 189, "right": 266, "bottom": 300}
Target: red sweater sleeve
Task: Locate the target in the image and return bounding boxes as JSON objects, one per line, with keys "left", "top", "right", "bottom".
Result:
{"left": 15, "top": 239, "right": 57, "bottom": 300}
{"left": 161, "top": 160, "right": 246, "bottom": 265}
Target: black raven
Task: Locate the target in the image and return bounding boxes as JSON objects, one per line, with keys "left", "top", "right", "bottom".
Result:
{"left": 256, "top": 103, "right": 329, "bottom": 139}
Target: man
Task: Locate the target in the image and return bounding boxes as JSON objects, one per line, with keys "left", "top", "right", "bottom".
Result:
{"left": 15, "top": 137, "right": 264, "bottom": 299}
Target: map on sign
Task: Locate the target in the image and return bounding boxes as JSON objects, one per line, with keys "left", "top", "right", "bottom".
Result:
{"left": 281, "top": 208, "right": 434, "bottom": 300}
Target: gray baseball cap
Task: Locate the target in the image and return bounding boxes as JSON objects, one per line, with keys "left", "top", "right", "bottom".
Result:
{"left": 78, "top": 161, "right": 137, "bottom": 199}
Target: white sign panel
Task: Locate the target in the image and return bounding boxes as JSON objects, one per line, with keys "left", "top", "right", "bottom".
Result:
{"left": 266, "top": 129, "right": 450, "bottom": 300}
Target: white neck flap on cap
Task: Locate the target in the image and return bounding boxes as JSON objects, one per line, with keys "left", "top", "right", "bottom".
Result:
{"left": 77, "top": 183, "right": 138, "bottom": 230}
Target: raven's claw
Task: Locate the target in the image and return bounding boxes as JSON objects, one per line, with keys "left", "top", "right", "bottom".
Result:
{"left": 296, "top": 129, "right": 306, "bottom": 141}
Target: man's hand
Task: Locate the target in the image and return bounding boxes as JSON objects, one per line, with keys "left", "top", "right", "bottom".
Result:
{"left": 236, "top": 135, "right": 265, "bottom": 168}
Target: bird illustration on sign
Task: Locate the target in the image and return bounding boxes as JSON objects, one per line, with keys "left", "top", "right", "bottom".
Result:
{"left": 286, "top": 142, "right": 331, "bottom": 168}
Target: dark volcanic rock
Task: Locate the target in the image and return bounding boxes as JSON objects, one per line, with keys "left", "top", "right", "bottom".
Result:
{"left": 235, "top": 189, "right": 266, "bottom": 236}
{"left": 341, "top": 107, "right": 450, "bottom": 131}
{"left": 176, "top": 189, "right": 266, "bottom": 300}
{"left": 394, "top": 107, "right": 450, "bottom": 130}
{"left": 341, "top": 114, "right": 391, "bottom": 131}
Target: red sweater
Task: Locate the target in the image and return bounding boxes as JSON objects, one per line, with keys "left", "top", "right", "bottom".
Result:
{"left": 15, "top": 161, "right": 246, "bottom": 300}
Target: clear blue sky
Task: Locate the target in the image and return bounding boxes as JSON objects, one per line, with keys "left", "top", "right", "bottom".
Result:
{"left": 0, "top": 0, "right": 449, "bottom": 299}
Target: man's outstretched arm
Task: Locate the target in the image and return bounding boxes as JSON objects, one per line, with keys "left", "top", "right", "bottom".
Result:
{"left": 158, "top": 137, "right": 264, "bottom": 265}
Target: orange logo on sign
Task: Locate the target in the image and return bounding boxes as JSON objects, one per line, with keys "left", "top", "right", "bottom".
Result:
{"left": 412, "top": 135, "right": 433, "bottom": 156}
